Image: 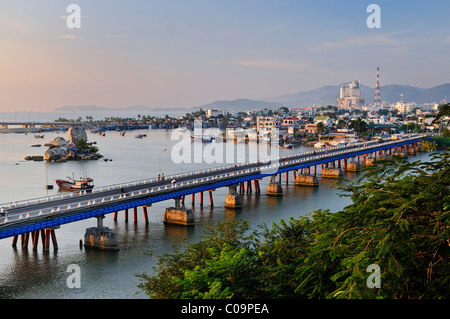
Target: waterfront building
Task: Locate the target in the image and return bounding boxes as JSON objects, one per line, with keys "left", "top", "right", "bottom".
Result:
{"left": 256, "top": 116, "right": 280, "bottom": 133}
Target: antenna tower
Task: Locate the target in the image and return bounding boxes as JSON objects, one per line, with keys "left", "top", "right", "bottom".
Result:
{"left": 374, "top": 66, "right": 381, "bottom": 107}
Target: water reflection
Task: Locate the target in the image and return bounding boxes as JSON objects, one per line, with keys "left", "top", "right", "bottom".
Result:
{"left": 0, "top": 130, "right": 435, "bottom": 298}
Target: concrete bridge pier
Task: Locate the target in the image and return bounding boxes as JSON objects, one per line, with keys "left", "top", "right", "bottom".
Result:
{"left": 407, "top": 145, "right": 417, "bottom": 155}
{"left": 322, "top": 162, "right": 343, "bottom": 179}
{"left": 392, "top": 147, "right": 407, "bottom": 158}
{"left": 346, "top": 157, "right": 361, "bottom": 172}
{"left": 416, "top": 142, "right": 426, "bottom": 152}
{"left": 364, "top": 155, "right": 375, "bottom": 167}
{"left": 267, "top": 175, "right": 283, "bottom": 196}
{"left": 294, "top": 171, "right": 319, "bottom": 187}
{"left": 164, "top": 197, "right": 195, "bottom": 226}
{"left": 84, "top": 215, "right": 119, "bottom": 251}
{"left": 225, "top": 185, "right": 243, "bottom": 208}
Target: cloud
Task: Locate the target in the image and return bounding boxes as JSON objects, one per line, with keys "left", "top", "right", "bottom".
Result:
{"left": 316, "top": 34, "right": 406, "bottom": 51}
{"left": 106, "top": 34, "right": 127, "bottom": 38}
{"left": 56, "top": 35, "right": 79, "bottom": 39}
{"left": 234, "top": 60, "right": 306, "bottom": 71}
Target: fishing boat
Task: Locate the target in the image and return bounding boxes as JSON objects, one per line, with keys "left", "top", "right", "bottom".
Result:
{"left": 56, "top": 176, "right": 94, "bottom": 191}
{"left": 314, "top": 142, "right": 327, "bottom": 148}
{"left": 279, "top": 143, "right": 293, "bottom": 149}
{"left": 34, "top": 135, "right": 45, "bottom": 138}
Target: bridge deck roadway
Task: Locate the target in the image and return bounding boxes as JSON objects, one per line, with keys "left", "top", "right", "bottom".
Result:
{"left": 0, "top": 134, "right": 426, "bottom": 239}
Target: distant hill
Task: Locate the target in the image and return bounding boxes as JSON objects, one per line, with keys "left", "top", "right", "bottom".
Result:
{"left": 196, "top": 99, "right": 284, "bottom": 112}
{"left": 54, "top": 105, "right": 112, "bottom": 112}
{"left": 54, "top": 83, "right": 450, "bottom": 115}
{"left": 263, "top": 83, "right": 449, "bottom": 107}
{"left": 54, "top": 104, "right": 181, "bottom": 113}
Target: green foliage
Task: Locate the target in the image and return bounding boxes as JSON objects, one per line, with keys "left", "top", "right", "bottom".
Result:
{"left": 74, "top": 138, "right": 98, "bottom": 153}
{"left": 350, "top": 117, "right": 368, "bottom": 133}
{"left": 430, "top": 135, "right": 450, "bottom": 149}
{"left": 137, "top": 150, "right": 450, "bottom": 299}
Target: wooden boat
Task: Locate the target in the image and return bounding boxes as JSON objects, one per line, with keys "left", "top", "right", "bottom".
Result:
{"left": 34, "top": 135, "right": 45, "bottom": 138}
{"left": 279, "top": 143, "right": 293, "bottom": 149}
{"left": 314, "top": 142, "right": 327, "bottom": 148}
{"left": 56, "top": 177, "right": 94, "bottom": 191}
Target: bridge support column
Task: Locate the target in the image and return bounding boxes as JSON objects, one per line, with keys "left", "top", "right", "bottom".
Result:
{"left": 364, "top": 156, "right": 375, "bottom": 167}
{"left": 209, "top": 190, "right": 214, "bottom": 206}
{"left": 267, "top": 176, "right": 283, "bottom": 196}
{"left": 143, "top": 205, "right": 149, "bottom": 224}
{"left": 392, "top": 148, "right": 407, "bottom": 158}
{"left": 225, "top": 185, "right": 242, "bottom": 208}
{"left": 254, "top": 180, "right": 261, "bottom": 194}
{"left": 295, "top": 173, "right": 319, "bottom": 187}
{"left": 322, "top": 166, "right": 343, "bottom": 179}
{"left": 13, "top": 228, "right": 59, "bottom": 251}
{"left": 134, "top": 207, "right": 138, "bottom": 223}
{"left": 346, "top": 158, "right": 361, "bottom": 172}
{"left": 407, "top": 145, "right": 417, "bottom": 155}
{"left": 417, "top": 142, "right": 426, "bottom": 152}
{"left": 84, "top": 215, "right": 119, "bottom": 251}
{"left": 164, "top": 197, "right": 194, "bottom": 226}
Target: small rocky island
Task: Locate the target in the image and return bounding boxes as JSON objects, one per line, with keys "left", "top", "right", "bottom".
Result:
{"left": 42, "top": 127, "right": 103, "bottom": 162}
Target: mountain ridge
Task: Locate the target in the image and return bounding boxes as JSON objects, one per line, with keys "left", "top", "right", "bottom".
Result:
{"left": 53, "top": 83, "right": 450, "bottom": 113}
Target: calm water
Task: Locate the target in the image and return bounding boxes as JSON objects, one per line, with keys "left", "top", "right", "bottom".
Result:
{"left": 0, "top": 128, "right": 431, "bottom": 299}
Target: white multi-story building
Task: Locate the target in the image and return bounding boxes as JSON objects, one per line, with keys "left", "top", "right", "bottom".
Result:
{"left": 394, "top": 101, "right": 410, "bottom": 114}
{"left": 256, "top": 116, "right": 280, "bottom": 133}
{"left": 338, "top": 80, "right": 362, "bottom": 109}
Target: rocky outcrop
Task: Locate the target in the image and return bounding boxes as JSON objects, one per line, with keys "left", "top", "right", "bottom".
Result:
{"left": 24, "top": 155, "right": 44, "bottom": 161}
{"left": 39, "top": 126, "right": 102, "bottom": 162}
{"left": 68, "top": 127, "right": 87, "bottom": 143}
{"left": 48, "top": 136, "right": 68, "bottom": 147}
{"left": 44, "top": 146, "right": 67, "bottom": 162}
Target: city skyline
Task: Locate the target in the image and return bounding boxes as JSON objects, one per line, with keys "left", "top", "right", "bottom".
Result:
{"left": 1, "top": 0, "right": 450, "bottom": 112}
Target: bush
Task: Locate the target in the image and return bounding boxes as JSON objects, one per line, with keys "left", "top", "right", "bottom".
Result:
{"left": 137, "top": 150, "right": 450, "bottom": 299}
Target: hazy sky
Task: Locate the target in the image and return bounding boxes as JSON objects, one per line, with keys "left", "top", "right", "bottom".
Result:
{"left": 1, "top": 0, "right": 449, "bottom": 112}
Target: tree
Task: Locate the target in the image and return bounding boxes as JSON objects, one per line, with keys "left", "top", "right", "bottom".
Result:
{"left": 136, "top": 219, "right": 260, "bottom": 299}
{"left": 350, "top": 117, "right": 367, "bottom": 134}
{"left": 430, "top": 102, "right": 450, "bottom": 124}
{"left": 137, "top": 149, "right": 450, "bottom": 299}
{"left": 337, "top": 119, "right": 346, "bottom": 129}
{"left": 316, "top": 122, "right": 325, "bottom": 134}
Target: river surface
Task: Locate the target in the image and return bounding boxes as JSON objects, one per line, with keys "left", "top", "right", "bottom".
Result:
{"left": 0, "top": 127, "right": 431, "bottom": 299}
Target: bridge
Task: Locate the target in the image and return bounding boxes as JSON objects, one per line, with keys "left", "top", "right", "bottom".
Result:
{"left": 0, "top": 121, "right": 83, "bottom": 133}
{"left": 0, "top": 133, "right": 428, "bottom": 251}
